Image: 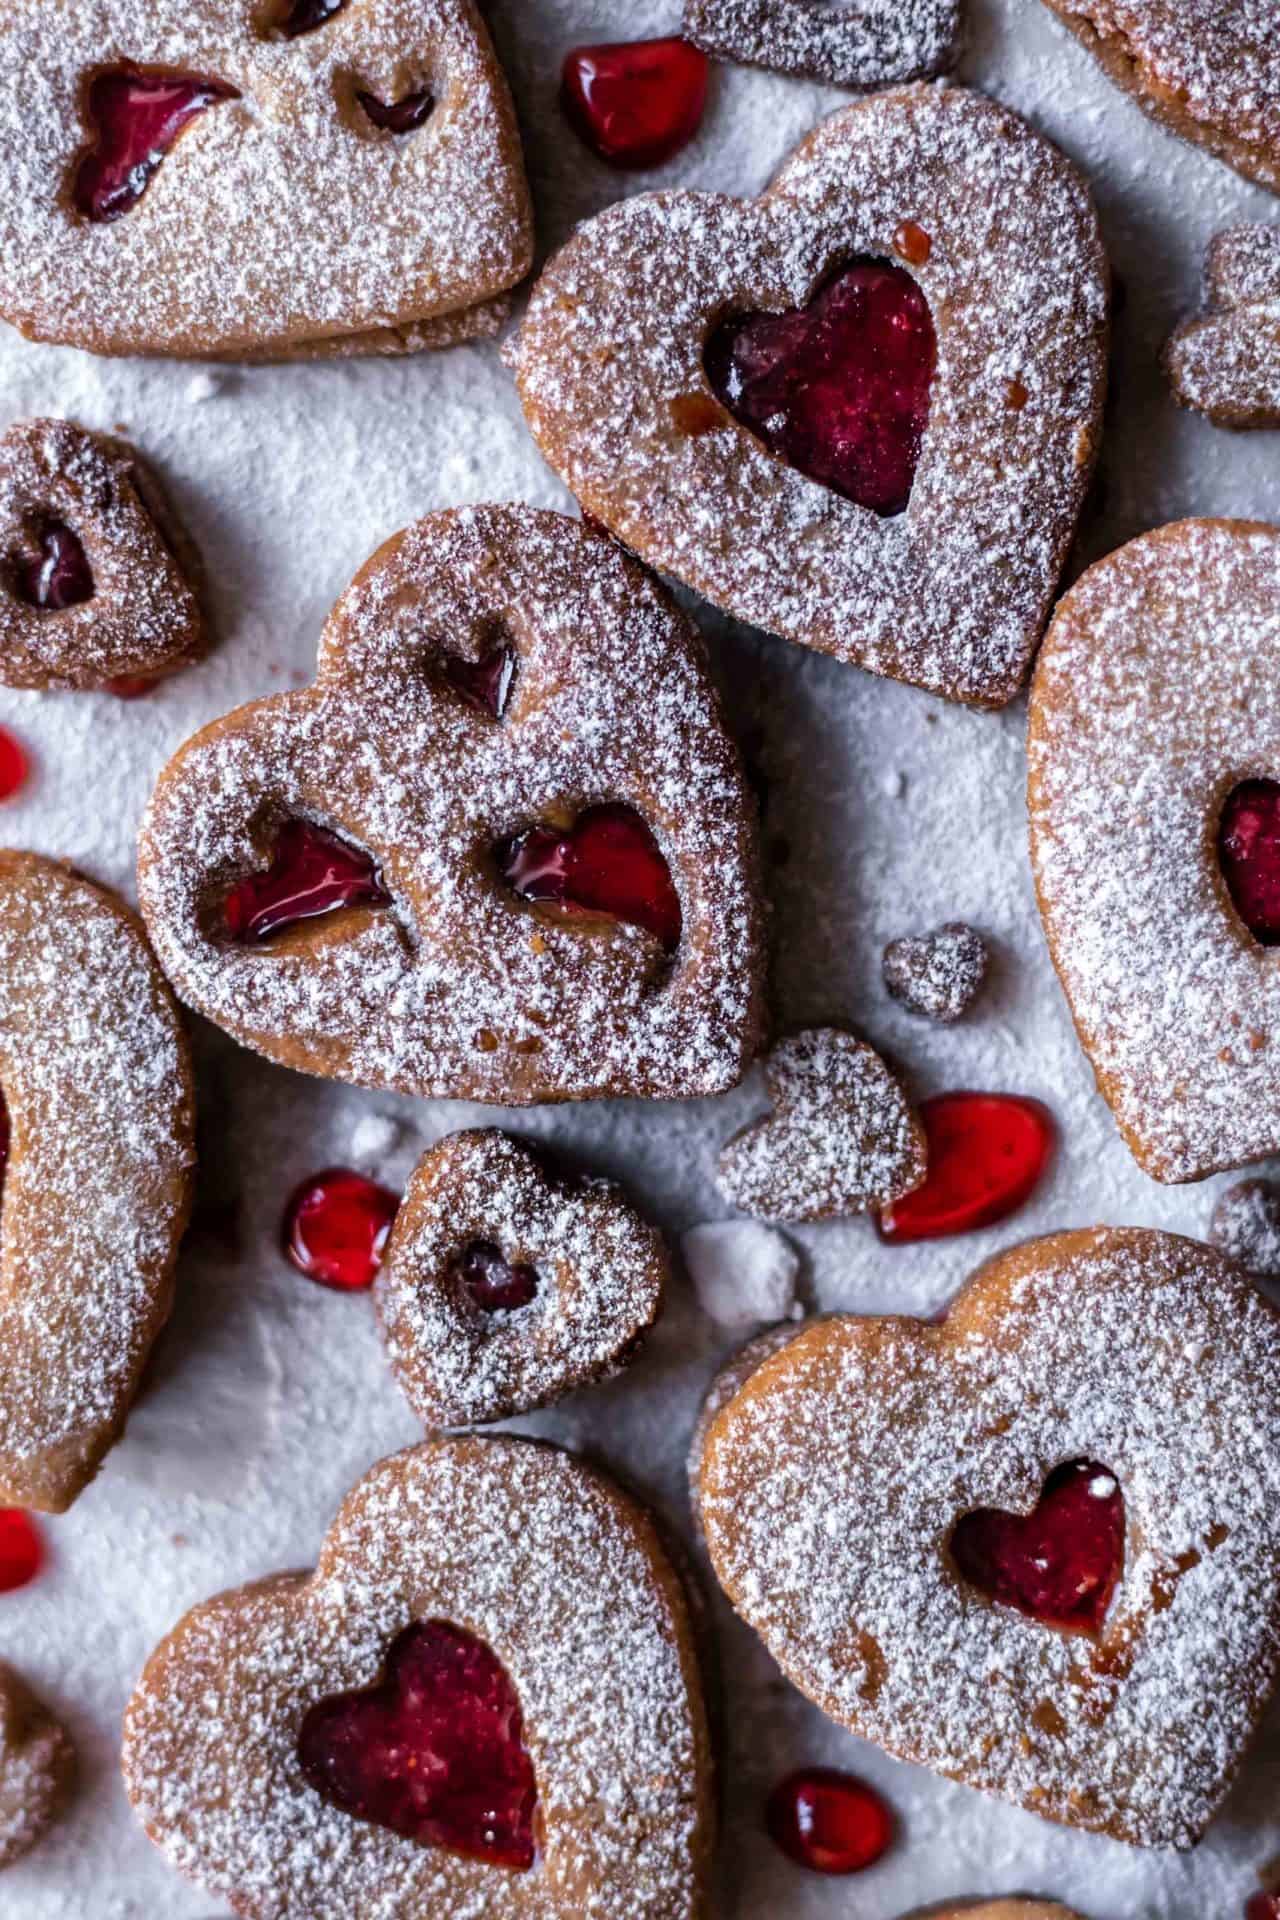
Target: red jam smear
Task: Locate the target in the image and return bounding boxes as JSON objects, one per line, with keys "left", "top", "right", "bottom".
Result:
{"left": 224, "top": 820, "right": 390, "bottom": 945}
{"left": 765, "top": 1769, "right": 893, "bottom": 1875}
{"left": 704, "top": 259, "right": 937, "bottom": 518}
{"left": 12, "top": 524, "right": 94, "bottom": 609}
{"left": 950, "top": 1459, "right": 1124, "bottom": 1636}
{"left": 0, "top": 728, "right": 28, "bottom": 802}
{"left": 74, "top": 66, "right": 240, "bottom": 224}
{"left": 276, "top": 0, "right": 348, "bottom": 36}
{"left": 298, "top": 1619, "right": 538, "bottom": 1870}
{"left": 283, "top": 1168, "right": 399, "bottom": 1292}
{"left": 876, "top": 1092, "right": 1055, "bottom": 1243}
{"left": 441, "top": 642, "right": 516, "bottom": 719}
{"left": 0, "top": 1510, "right": 43, "bottom": 1593}
{"left": 496, "top": 802, "right": 681, "bottom": 952}
{"left": 561, "top": 37, "right": 708, "bottom": 170}
{"left": 1219, "top": 779, "right": 1280, "bottom": 945}
{"left": 357, "top": 87, "right": 433, "bottom": 133}
{"left": 449, "top": 1240, "right": 539, "bottom": 1312}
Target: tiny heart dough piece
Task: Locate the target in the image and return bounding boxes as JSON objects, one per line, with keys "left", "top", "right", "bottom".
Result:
{"left": 376, "top": 1128, "right": 668, "bottom": 1428}
{"left": 0, "top": 1663, "right": 75, "bottom": 1870}
{"left": 698, "top": 1227, "right": 1280, "bottom": 1848}
{"left": 516, "top": 85, "right": 1108, "bottom": 709}
{"left": 122, "top": 1434, "right": 714, "bottom": 1920}
{"left": 1167, "top": 226, "right": 1280, "bottom": 428}
{"left": 1029, "top": 519, "right": 1280, "bottom": 1182}
{"left": 681, "top": 0, "right": 961, "bottom": 89}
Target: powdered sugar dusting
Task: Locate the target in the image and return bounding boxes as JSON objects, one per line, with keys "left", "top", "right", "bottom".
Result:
{"left": 682, "top": 0, "right": 961, "bottom": 90}
{"left": 0, "top": 1663, "right": 74, "bottom": 1870}
{"left": 1167, "top": 226, "right": 1280, "bottom": 426}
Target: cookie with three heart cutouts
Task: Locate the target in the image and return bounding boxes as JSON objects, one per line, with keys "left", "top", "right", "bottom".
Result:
{"left": 138, "top": 505, "right": 765, "bottom": 1104}
{"left": 0, "top": 0, "right": 533, "bottom": 358}
{"left": 515, "top": 85, "right": 1109, "bottom": 709}
{"left": 122, "top": 1434, "right": 714, "bottom": 1919}
{"left": 0, "top": 851, "right": 195, "bottom": 1513}
{"left": 1166, "top": 227, "right": 1280, "bottom": 428}
{"left": 1029, "top": 518, "right": 1280, "bottom": 1183}
{"left": 376, "top": 1128, "right": 668, "bottom": 1428}
{"left": 697, "top": 1226, "right": 1280, "bottom": 1848}
{"left": 681, "top": 0, "right": 962, "bottom": 89}
{"left": 0, "top": 418, "right": 206, "bottom": 690}
{"left": 0, "top": 1664, "right": 75, "bottom": 1870}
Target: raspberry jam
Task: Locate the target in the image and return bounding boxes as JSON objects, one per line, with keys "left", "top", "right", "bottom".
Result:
{"left": 1219, "top": 779, "right": 1280, "bottom": 944}
{"left": 298, "top": 1620, "right": 538, "bottom": 1870}
{"left": 74, "top": 66, "right": 240, "bottom": 224}
{"left": 283, "top": 1168, "right": 399, "bottom": 1292}
{"left": 107, "top": 674, "right": 158, "bottom": 699}
{"left": 495, "top": 802, "right": 681, "bottom": 951}
{"left": 441, "top": 641, "right": 516, "bottom": 719}
{"left": 0, "top": 1092, "right": 9, "bottom": 1200}
{"left": 765, "top": 1769, "right": 893, "bottom": 1875}
{"left": 950, "top": 1460, "right": 1125, "bottom": 1636}
{"left": 357, "top": 88, "right": 433, "bottom": 133}
{"left": 0, "top": 728, "right": 28, "bottom": 802}
{"left": 704, "top": 259, "right": 937, "bottom": 518}
{"left": 876, "top": 1092, "right": 1055, "bottom": 1243}
{"left": 277, "top": 0, "right": 348, "bottom": 35}
{"left": 12, "top": 524, "right": 94, "bottom": 609}
{"left": 1246, "top": 1896, "right": 1280, "bottom": 1920}
{"left": 0, "top": 1510, "right": 43, "bottom": 1593}
{"left": 449, "top": 1241, "right": 539, "bottom": 1312}
{"left": 561, "top": 37, "right": 709, "bottom": 170}
{"left": 224, "top": 820, "right": 390, "bottom": 944}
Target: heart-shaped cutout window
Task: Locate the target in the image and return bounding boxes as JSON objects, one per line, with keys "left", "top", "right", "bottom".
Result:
{"left": 1219, "top": 779, "right": 1280, "bottom": 946}
{"left": 438, "top": 637, "right": 517, "bottom": 719}
{"left": 8, "top": 523, "right": 94, "bottom": 610}
{"left": 948, "top": 1459, "right": 1124, "bottom": 1636}
{"left": 495, "top": 802, "right": 682, "bottom": 952}
{"left": 224, "top": 819, "right": 390, "bottom": 945}
{"left": 448, "top": 1240, "right": 540, "bottom": 1312}
{"left": 73, "top": 66, "right": 240, "bottom": 224}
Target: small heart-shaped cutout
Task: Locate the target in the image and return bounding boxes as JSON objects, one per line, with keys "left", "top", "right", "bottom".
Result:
{"left": 73, "top": 66, "right": 241, "bottom": 224}
{"left": 223, "top": 819, "right": 391, "bottom": 945}
{"left": 356, "top": 86, "right": 433, "bottom": 134}
{"left": 682, "top": 0, "right": 962, "bottom": 89}
{"left": 1219, "top": 778, "right": 1280, "bottom": 944}
{"left": 439, "top": 637, "right": 516, "bottom": 717}
{"left": 275, "top": 0, "right": 348, "bottom": 38}
{"left": 11, "top": 523, "right": 93, "bottom": 610}
{"left": 496, "top": 802, "right": 682, "bottom": 953}
{"left": 449, "top": 1240, "right": 539, "bottom": 1312}
{"left": 561, "top": 37, "right": 709, "bottom": 169}
{"left": 949, "top": 1460, "right": 1125, "bottom": 1637}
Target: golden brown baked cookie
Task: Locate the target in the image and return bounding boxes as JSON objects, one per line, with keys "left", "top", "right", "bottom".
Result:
{"left": 122, "top": 1435, "right": 714, "bottom": 1919}
{"left": 681, "top": 0, "right": 962, "bottom": 89}
{"left": 697, "top": 1226, "right": 1280, "bottom": 1849}
{"left": 0, "top": 1664, "right": 74, "bottom": 1870}
{"left": 1166, "top": 227, "right": 1280, "bottom": 427}
{"left": 0, "top": 851, "right": 195, "bottom": 1512}
{"left": 0, "top": 418, "right": 206, "bottom": 690}
{"left": 138, "top": 505, "right": 765, "bottom": 1105}
{"left": 515, "top": 86, "right": 1108, "bottom": 709}
{"left": 686, "top": 1322, "right": 806, "bottom": 1539}
{"left": 907, "top": 1906, "right": 1087, "bottom": 1920}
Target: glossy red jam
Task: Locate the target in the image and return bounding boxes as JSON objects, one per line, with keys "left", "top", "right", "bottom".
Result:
{"left": 704, "top": 259, "right": 937, "bottom": 517}
{"left": 74, "top": 66, "right": 240, "bottom": 224}
{"left": 224, "top": 820, "right": 390, "bottom": 944}
{"left": 107, "top": 674, "right": 158, "bottom": 699}
{"left": 298, "top": 1619, "right": 538, "bottom": 1870}
{"left": 1220, "top": 780, "right": 1280, "bottom": 944}
{"left": 441, "top": 641, "right": 516, "bottom": 719}
{"left": 276, "top": 0, "right": 348, "bottom": 35}
{"left": 0, "top": 729, "right": 28, "bottom": 802}
{"left": 561, "top": 37, "right": 708, "bottom": 170}
{"left": 950, "top": 1460, "right": 1125, "bottom": 1636}
{"left": 876, "top": 1092, "right": 1055, "bottom": 1243}
{"left": 1246, "top": 1895, "right": 1280, "bottom": 1920}
{"left": 0, "top": 1092, "right": 9, "bottom": 1203}
{"left": 12, "top": 524, "right": 94, "bottom": 609}
{"left": 496, "top": 802, "right": 681, "bottom": 951}
{"left": 283, "top": 1168, "right": 399, "bottom": 1292}
{"left": 0, "top": 1510, "right": 43, "bottom": 1593}
{"left": 357, "top": 87, "right": 433, "bottom": 133}
{"left": 765, "top": 1769, "right": 893, "bottom": 1875}
{"left": 449, "top": 1240, "right": 539, "bottom": 1312}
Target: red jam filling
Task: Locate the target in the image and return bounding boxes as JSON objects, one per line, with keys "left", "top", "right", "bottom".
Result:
{"left": 283, "top": 1168, "right": 399, "bottom": 1292}
{"left": 561, "top": 37, "right": 709, "bottom": 170}
{"left": 276, "top": 0, "right": 348, "bottom": 35}
{"left": 448, "top": 1240, "right": 539, "bottom": 1312}
{"left": 74, "top": 66, "right": 240, "bottom": 224}
{"left": 297, "top": 1619, "right": 538, "bottom": 1870}
{"left": 441, "top": 641, "right": 516, "bottom": 719}
{"left": 224, "top": 820, "right": 390, "bottom": 944}
{"left": 357, "top": 87, "right": 433, "bottom": 133}
{"left": 950, "top": 1459, "right": 1125, "bottom": 1636}
{"left": 11, "top": 524, "right": 94, "bottom": 609}
{"left": 1246, "top": 1896, "right": 1280, "bottom": 1920}
{"left": 107, "top": 674, "right": 158, "bottom": 699}
{"left": 0, "top": 1510, "right": 43, "bottom": 1593}
{"left": 704, "top": 259, "right": 937, "bottom": 518}
{"left": 495, "top": 802, "right": 681, "bottom": 952}
{"left": 765, "top": 1769, "right": 893, "bottom": 1875}
{"left": 0, "top": 729, "right": 28, "bottom": 802}
{"left": 1219, "top": 779, "right": 1280, "bottom": 945}
{"left": 876, "top": 1092, "right": 1055, "bottom": 1244}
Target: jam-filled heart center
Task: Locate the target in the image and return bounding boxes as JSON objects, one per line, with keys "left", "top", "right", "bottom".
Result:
{"left": 704, "top": 258, "right": 937, "bottom": 518}
{"left": 9, "top": 523, "right": 94, "bottom": 610}
{"left": 495, "top": 802, "right": 682, "bottom": 952}
{"left": 73, "top": 65, "right": 240, "bottom": 224}
{"left": 224, "top": 820, "right": 390, "bottom": 944}
{"left": 297, "top": 1619, "right": 538, "bottom": 1870}
{"left": 949, "top": 1459, "right": 1124, "bottom": 1636}
{"left": 448, "top": 1240, "right": 539, "bottom": 1312}
{"left": 1219, "top": 779, "right": 1280, "bottom": 946}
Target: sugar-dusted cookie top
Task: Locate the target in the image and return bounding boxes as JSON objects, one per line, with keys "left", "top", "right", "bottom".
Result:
{"left": 0, "top": 1664, "right": 75, "bottom": 1870}
{"left": 909, "top": 1906, "right": 1087, "bottom": 1920}
{"left": 1167, "top": 226, "right": 1280, "bottom": 427}
{"left": 681, "top": 0, "right": 962, "bottom": 90}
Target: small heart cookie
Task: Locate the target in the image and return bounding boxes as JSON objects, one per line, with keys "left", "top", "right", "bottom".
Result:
{"left": 716, "top": 1028, "right": 926, "bottom": 1221}
{"left": 1167, "top": 227, "right": 1280, "bottom": 427}
{"left": 139, "top": 505, "right": 765, "bottom": 1104}
{"left": 0, "top": 0, "right": 532, "bottom": 358}
{"left": 1029, "top": 519, "right": 1280, "bottom": 1181}
{"left": 0, "top": 851, "right": 195, "bottom": 1511}
{"left": 123, "top": 1435, "right": 714, "bottom": 1919}
{"left": 516, "top": 86, "right": 1108, "bottom": 709}
{"left": 681, "top": 0, "right": 962, "bottom": 88}
{"left": 0, "top": 419, "right": 206, "bottom": 690}
{"left": 376, "top": 1128, "right": 668, "bottom": 1428}
{"left": 697, "top": 1227, "right": 1280, "bottom": 1848}
{"left": 0, "top": 1663, "right": 74, "bottom": 1870}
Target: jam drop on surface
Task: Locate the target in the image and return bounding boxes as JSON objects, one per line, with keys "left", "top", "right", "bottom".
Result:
{"left": 224, "top": 820, "right": 390, "bottom": 945}
{"left": 950, "top": 1460, "right": 1125, "bottom": 1636}
{"left": 441, "top": 641, "right": 516, "bottom": 719}
{"left": 876, "top": 1092, "right": 1054, "bottom": 1243}
{"left": 766, "top": 1769, "right": 893, "bottom": 1875}
{"left": 283, "top": 1168, "right": 399, "bottom": 1292}
{"left": 298, "top": 1619, "right": 538, "bottom": 1870}
{"left": 276, "top": 0, "right": 348, "bottom": 35}
{"left": 0, "top": 1510, "right": 43, "bottom": 1594}
{"left": 357, "top": 87, "right": 433, "bottom": 133}
{"left": 704, "top": 259, "right": 937, "bottom": 518}
{"left": 11, "top": 524, "right": 94, "bottom": 610}
{"left": 449, "top": 1240, "right": 539, "bottom": 1313}
{"left": 561, "top": 37, "right": 709, "bottom": 170}
{"left": 495, "top": 802, "right": 682, "bottom": 952}
{"left": 1219, "top": 779, "right": 1280, "bottom": 944}
{"left": 74, "top": 66, "right": 240, "bottom": 224}
{"left": 0, "top": 728, "right": 28, "bottom": 802}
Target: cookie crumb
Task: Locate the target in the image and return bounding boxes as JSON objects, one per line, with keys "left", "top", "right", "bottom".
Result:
{"left": 349, "top": 1110, "right": 403, "bottom": 1168}
{"left": 682, "top": 1220, "right": 800, "bottom": 1330}
{"left": 184, "top": 371, "right": 224, "bottom": 404}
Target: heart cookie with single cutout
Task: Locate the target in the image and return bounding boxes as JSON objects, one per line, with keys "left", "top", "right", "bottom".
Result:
{"left": 1167, "top": 226, "right": 1280, "bottom": 427}
{"left": 122, "top": 1434, "right": 714, "bottom": 1919}
{"left": 697, "top": 1226, "right": 1280, "bottom": 1848}
{"left": 515, "top": 86, "right": 1108, "bottom": 709}
{"left": 1029, "top": 519, "right": 1280, "bottom": 1182}
{"left": 0, "top": 1663, "right": 75, "bottom": 1870}
{"left": 682, "top": 0, "right": 962, "bottom": 89}
{"left": 138, "top": 506, "right": 765, "bottom": 1104}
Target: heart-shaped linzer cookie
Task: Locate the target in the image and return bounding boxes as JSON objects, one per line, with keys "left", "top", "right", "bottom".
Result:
{"left": 122, "top": 1435, "right": 714, "bottom": 1919}
{"left": 682, "top": 0, "right": 962, "bottom": 90}
{"left": 0, "top": 0, "right": 532, "bottom": 357}
{"left": 1167, "top": 226, "right": 1280, "bottom": 427}
{"left": 0, "top": 1662, "right": 75, "bottom": 1869}
{"left": 697, "top": 1227, "right": 1280, "bottom": 1848}
{"left": 138, "top": 506, "right": 765, "bottom": 1104}
{"left": 515, "top": 86, "right": 1108, "bottom": 709}
{"left": 376, "top": 1128, "right": 668, "bottom": 1427}
{"left": 0, "top": 852, "right": 195, "bottom": 1512}
{"left": 1028, "top": 519, "right": 1280, "bottom": 1181}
